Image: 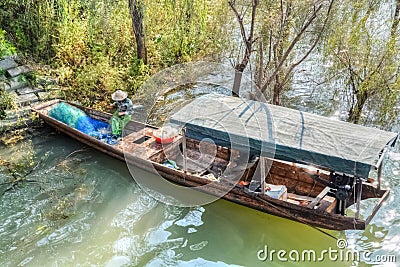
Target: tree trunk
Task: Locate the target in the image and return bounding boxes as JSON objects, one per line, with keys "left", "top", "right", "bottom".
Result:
{"left": 256, "top": 40, "right": 264, "bottom": 90}
{"left": 128, "top": 0, "right": 147, "bottom": 64}
{"left": 232, "top": 70, "right": 243, "bottom": 97}
{"left": 273, "top": 78, "right": 281, "bottom": 105}
{"left": 228, "top": 0, "right": 259, "bottom": 97}
{"left": 348, "top": 90, "right": 368, "bottom": 124}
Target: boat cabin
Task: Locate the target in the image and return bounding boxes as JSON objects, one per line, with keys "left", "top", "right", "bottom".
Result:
{"left": 169, "top": 94, "right": 398, "bottom": 223}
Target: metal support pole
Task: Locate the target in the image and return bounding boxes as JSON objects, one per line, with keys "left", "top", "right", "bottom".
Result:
{"left": 376, "top": 148, "right": 386, "bottom": 192}
{"left": 182, "top": 128, "right": 187, "bottom": 174}
{"left": 355, "top": 177, "right": 363, "bottom": 220}
{"left": 377, "top": 163, "right": 383, "bottom": 192}
{"left": 260, "top": 156, "right": 266, "bottom": 194}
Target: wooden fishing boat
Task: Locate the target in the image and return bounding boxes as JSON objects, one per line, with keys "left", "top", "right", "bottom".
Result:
{"left": 32, "top": 96, "right": 398, "bottom": 230}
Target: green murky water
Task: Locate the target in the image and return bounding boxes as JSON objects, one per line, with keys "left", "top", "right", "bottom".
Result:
{"left": 0, "top": 126, "right": 399, "bottom": 267}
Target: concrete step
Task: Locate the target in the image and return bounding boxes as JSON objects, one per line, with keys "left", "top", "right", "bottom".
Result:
{"left": 0, "top": 117, "right": 33, "bottom": 134}
{"left": 15, "top": 93, "right": 39, "bottom": 106}
{"left": 4, "top": 106, "right": 32, "bottom": 120}
{"left": 3, "top": 75, "right": 29, "bottom": 92}
{"left": 0, "top": 58, "right": 18, "bottom": 72}
{"left": 6, "top": 65, "right": 31, "bottom": 77}
{"left": 17, "top": 86, "right": 44, "bottom": 95}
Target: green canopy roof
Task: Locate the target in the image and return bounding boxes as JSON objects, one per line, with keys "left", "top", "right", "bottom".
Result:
{"left": 170, "top": 94, "right": 398, "bottom": 177}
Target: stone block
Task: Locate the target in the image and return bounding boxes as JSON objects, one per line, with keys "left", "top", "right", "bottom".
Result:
{"left": 16, "top": 93, "right": 38, "bottom": 106}
{"left": 17, "top": 86, "right": 43, "bottom": 95}
{"left": 38, "top": 77, "right": 57, "bottom": 86}
{"left": 0, "top": 58, "right": 18, "bottom": 72}
{"left": 3, "top": 76, "right": 29, "bottom": 92}
{"left": 6, "top": 65, "right": 31, "bottom": 77}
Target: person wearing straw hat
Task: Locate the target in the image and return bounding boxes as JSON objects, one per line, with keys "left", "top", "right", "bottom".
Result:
{"left": 110, "top": 90, "right": 134, "bottom": 137}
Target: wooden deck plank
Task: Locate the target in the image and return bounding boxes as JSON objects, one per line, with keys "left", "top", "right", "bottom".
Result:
{"left": 317, "top": 196, "right": 336, "bottom": 212}
{"left": 287, "top": 193, "right": 314, "bottom": 202}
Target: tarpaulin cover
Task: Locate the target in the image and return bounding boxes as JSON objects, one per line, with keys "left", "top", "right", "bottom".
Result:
{"left": 170, "top": 94, "right": 398, "bottom": 177}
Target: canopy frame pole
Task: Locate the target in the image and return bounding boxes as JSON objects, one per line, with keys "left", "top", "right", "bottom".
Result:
{"left": 182, "top": 127, "right": 187, "bottom": 175}
{"left": 377, "top": 164, "right": 382, "bottom": 192}
{"left": 376, "top": 147, "right": 387, "bottom": 192}
{"left": 376, "top": 147, "right": 387, "bottom": 191}
{"left": 355, "top": 177, "right": 363, "bottom": 220}
{"left": 260, "top": 156, "right": 266, "bottom": 194}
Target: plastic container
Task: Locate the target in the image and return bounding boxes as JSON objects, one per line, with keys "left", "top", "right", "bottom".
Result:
{"left": 265, "top": 184, "right": 288, "bottom": 200}
{"left": 153, "top": 126, "right": 178, "bottom": 144}
{"left": 154, "top": 136, "right": 176, "bottom": 144}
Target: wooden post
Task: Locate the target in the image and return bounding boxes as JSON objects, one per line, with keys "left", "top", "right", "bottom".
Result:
{"left": 260, "top": 156, "right": 266, "bottom": 194}
{"left": 182, "top": 128, "right": 187, "bottom": 174}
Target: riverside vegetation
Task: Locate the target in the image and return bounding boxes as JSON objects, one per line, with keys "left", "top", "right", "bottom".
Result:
{"left": 0, "top": 0, "right": 400, "bottom": 128}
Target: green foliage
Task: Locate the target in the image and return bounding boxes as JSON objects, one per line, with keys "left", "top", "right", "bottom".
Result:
{"left": 0, "top": 0, "right": 230, "bottom": 111}
{"left": 145, "top": 0, "right": 230, "bottom": 66}
{"left": 128, "top": 58, "right": 151, "bottom": 92}
{"left": 0, "top": 0, "right": 57, "bottom": 59}
{"left": 323, "top": 0, "right": 400, "bottom": 126}
{"left": 155, "top": 0, "right": 208, "bottom": 63}
{"left": 0, "top": 90, "right": 15, "bottom": 119}
{"left": 0, "top": 28, "right": 16, "bottom": 57}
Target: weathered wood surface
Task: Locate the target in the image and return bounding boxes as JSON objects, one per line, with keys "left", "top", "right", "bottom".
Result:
{"left": 32, "top": 100, "right": 390, "bottom": 230}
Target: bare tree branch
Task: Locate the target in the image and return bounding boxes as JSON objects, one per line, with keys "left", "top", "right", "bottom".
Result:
{"left": 281, "top": 0, "right": 335, "bottom": 87}
{"left": 261, "top": 3, "right": 324, "bottom": 93}
{"left": 229, "top": 0, "right": 259, "bottom": 72}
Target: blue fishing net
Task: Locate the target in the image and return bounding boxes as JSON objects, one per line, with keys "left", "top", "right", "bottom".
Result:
{"left": 76, "top": 115, "right": 110, "bottom": 138}
{"left": 48, "top": 102, "right": 86, "bottom": 128}
{"left": 49, "top": 102, "right": 117, "bottom": 145}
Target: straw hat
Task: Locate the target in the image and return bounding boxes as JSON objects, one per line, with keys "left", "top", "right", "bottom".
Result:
{"left": 111, "top": 90, "right": 128, "bottom": 101}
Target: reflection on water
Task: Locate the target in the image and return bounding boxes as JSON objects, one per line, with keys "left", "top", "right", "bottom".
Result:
{"left": 0, "top": 127, "right": 399, "bottom": 266}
